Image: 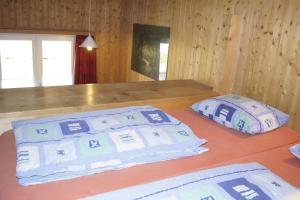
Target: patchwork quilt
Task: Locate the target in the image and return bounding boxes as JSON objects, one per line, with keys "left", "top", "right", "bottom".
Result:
{"left": 82, "top": 163, "right": 300, "bottom": 200}
{"left": 12, "top": 106, "right": 207, "bottom": 186}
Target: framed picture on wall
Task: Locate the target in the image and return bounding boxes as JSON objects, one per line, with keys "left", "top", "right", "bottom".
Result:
{"left": 131, "top": 24, "right": 170, "bottom": 81}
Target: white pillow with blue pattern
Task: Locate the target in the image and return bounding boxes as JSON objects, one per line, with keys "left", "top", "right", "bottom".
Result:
{"left": 289, "top": 143, "right": 300, "bottom": 159}
{"left": 191, "top": 94, "right": 289, "bottom": 135}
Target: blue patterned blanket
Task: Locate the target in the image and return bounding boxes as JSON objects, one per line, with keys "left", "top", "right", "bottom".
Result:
{"left": 82, "top": 163, "right": 300, "bottom": 200}
{"left": 12, "top": 106, "right": 207, "bottom": 186}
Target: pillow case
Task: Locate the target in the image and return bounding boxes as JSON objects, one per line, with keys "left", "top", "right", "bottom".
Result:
{"left": 191, "top": 94, "right": 289, "bottom": 135}
{"left": 289, "top": 143, "right": 300, "bottom": 159}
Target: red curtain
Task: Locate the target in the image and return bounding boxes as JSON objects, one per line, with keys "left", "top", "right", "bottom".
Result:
{"left": 74, "top": 35, "right": 97, "bottom": 84}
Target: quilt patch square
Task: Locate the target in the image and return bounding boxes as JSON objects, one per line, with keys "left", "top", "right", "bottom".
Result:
{"left": 139, "top": 127, "right": 173, "bottom": 146}
{"left": 180, "top": 184, "right": 222, "bottom": 200}
{"left": 89, "top": 116, "right": 120, "bottom": 131}
{"left": 23, "top": 123, "right": 60, "bottom": 141}
{"left": 79, "top": 134, "right": 113, "bottom": 157}
{"left": 116, "top": 112, "right": 147, "bottom": 124}
{"left": 110, "top": 129, "right": 145, "bottom": 152}
{"left": 218, "top": 178, "right": 271, "bottom": 200}
{"left": 59, "top": 120, "right": 90, "bottom": 135}
{"left": 141, "top": 110, "right": 171, "bottom": 123}
{"left": 166, "top": 127, "right": 193, "bottom": 143}
{"left": 17, "top": 146, "right": 40, "bottom": 172}
{"left": 43, "top": 141, "right": 77, "bottom": 165}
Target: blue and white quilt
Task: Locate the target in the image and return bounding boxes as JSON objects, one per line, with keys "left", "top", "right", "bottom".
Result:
{"left": 82, "top": 163, "right": 300, "bottom": 200}
{"left": 12, "top": 106, "right": 207, "bottom": 186}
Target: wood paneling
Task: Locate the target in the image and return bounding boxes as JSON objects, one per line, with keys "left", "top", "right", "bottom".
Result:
{"left": 119, "top": 0, "right": 232, "bottom": 85}
{"left": 119, "top": 0, "right": 173, "bottom": 82}
{"left": 216, "top": 15, "right": 243, "bottom": 94}
{"left": 1, "top": 0, "right": 89, "bottom": 31}
{"left": 95, "top": 0, "right": 122, "bottom": 83}
{"left": 233, "top": 0, "right": 300, "bottom": 132}
{"left": 0, "top": 0, "right": 299, "bottom": 132}
{"left": 118, "top": 0, "right": 300, "bottom": 132}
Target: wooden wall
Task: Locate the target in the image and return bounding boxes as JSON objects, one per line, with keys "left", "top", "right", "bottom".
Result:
{"left": 233, "top": 0, "right": 300, "bottom": 132}
{"left": 0, "top": 0, "right": 299, "bottom": 132}
{"left": 118, "top": 0, "right": 300, "bottom": 132}
{"left": 0, "top": 0, "right": 96, "bottom": 33}
{"left": 118, "top": 0, "right": 233, "bottom": 83}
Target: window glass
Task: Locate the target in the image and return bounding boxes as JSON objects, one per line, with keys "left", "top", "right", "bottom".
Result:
{"left": 0, "top": 40, "right": 34, "bottom": 88}
{"left": 42, "top": 40, "right": 73, "bottom": 86}
{"left": 0, "top": 34, "right": 74, "bottom": 89}
{"left": 159, "top": 43, "right": 169, "bottom": 81}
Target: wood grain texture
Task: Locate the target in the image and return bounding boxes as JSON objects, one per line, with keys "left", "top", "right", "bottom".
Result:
{"left": 118, "top": 0, "right": 300, "bottom": 132}
{"left": 0, "top": 0, "right": 299, "bottom": 131}
{"left": 233, "top": 0, "right": 300, "bottom": 132}
{"left": 216, "top": 15, "right": 243, "bottom": 94}
{"left": 0, "top": 80, "right": 218, "bottom": 134}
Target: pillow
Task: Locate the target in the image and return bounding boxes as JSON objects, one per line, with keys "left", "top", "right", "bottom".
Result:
{"left": 191, "top": 94, "right": 289, "bottom": 135}
{"left": 289, "top": 143, "right": 300, "bottom": 159}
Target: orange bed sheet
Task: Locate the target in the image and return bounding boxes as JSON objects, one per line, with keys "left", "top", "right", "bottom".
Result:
{"left": 0, "top": 108, "right": 299, "bottom": 200}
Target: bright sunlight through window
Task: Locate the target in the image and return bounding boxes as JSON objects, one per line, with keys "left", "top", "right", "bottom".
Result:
{"left": 0, "top": 34, "right": 74, "bottom": 89}
{"left": 159, "top": 43, "right": 169, "bottom": 81}
{"left": 42, "top": 41, "right": 73, "bottom": 86}
{"left": 0, "top": 40, "right": 34, "bottom": 88}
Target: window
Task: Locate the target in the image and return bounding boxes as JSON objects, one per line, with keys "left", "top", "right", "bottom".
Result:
{"left": 0, "top": 34, "right": 74, "bottom": 89}
{"left": 159, "top": 43, "right": 169, "bottom": 81}
{"left": 0, "top": 39, "right": 34, "bottom": 88}
{"left": 41, "top": 39, "right": 73, "bottom": 86}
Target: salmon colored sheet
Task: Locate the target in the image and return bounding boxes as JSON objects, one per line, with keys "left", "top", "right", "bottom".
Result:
{"left": 0, "top": 109, "right": 299, "bottom": 200}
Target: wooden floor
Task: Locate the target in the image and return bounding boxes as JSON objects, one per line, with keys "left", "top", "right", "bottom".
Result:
{"left": 0, "top": 80, "right": 218, "bottom": 134}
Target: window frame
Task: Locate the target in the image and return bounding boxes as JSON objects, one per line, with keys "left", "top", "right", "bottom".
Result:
{"left": 0, "top": 33, "right": 75, "bottom": 88}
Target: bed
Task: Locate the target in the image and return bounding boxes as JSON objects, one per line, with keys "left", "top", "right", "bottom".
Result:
{"left": 0, "top": 108, "right": 299, "bottom": 200}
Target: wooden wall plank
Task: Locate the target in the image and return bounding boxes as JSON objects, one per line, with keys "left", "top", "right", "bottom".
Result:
{"left": 216, "top": 15, "right": 243, "bottom": 94}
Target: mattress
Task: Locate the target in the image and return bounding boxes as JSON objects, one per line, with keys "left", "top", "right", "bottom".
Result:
{"left": 82, "top": 162, "right": 299, "bottom": 200}
{"left": 0, "top": 108, "right": 299, "bottom": 200}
